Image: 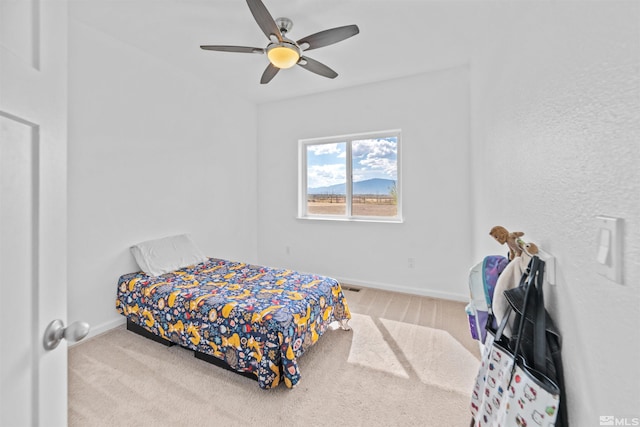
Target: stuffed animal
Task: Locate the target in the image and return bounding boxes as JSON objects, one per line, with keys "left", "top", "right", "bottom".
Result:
{"left": 521, "top": 241, "right": 539, "bottom": 256}
{"left": 489, "top": 226, "right": 525, "bottom": 261}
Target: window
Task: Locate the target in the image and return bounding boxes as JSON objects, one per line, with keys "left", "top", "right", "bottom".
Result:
{"left": 299, "top": 130, "right": 401, "bottom": 222}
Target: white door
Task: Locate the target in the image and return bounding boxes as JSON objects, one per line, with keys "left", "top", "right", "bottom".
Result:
{"left": 1, "top": 0, "right": 70, "bottom": 426}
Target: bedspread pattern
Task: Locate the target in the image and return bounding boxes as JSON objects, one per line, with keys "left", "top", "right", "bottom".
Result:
{"left": 116, "top": 258, "right": 351, "bottom": 389}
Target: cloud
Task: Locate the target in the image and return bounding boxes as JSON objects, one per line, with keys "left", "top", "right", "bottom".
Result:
{"left": 306, "top": 137, "right": 398, "bottom": 187}
{"left": 358, "top": 157, "right": 397, "bottom": 177}
{"left": 353, "top": 138, "right": 398, "bottom": 178}
{"left": 307, "top": 143, "right": 344, "bottom": 156}
{"left": 307, "top": 163, "right": 346, "bottom": 188}
{"left": 352, "top": 138, "right": 397, "bottom": 159}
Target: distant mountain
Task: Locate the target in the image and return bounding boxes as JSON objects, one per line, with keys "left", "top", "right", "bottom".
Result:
{"left": 308, "top": 178, "right": 396, "bottom": 195}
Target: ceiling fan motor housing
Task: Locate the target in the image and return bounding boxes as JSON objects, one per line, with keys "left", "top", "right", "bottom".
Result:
{"left": 275, "top": 17, "right": 293, "bottom": 34}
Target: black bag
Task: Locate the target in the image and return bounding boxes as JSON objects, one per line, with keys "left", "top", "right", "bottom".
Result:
{"left": 503, "top": 256, "right": 569, "bottom": 427}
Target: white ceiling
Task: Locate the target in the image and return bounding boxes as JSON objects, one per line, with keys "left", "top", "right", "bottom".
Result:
{"left": 69, "top": 0, "right": 485, "bottom": 104}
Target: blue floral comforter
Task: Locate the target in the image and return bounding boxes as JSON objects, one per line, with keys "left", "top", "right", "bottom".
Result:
{"left": 116, "top": 258, "right": 351, "bottom": 389}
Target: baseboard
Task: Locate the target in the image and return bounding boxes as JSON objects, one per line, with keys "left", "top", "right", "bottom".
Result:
{"left": 334, "top": 276, "right": 469, "bottom": 303}
{"left": 69, "top": 317, "right": 126, "bottom": 347}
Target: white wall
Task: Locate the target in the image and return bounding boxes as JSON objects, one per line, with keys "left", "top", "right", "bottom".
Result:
{"left": 470, "top": 1, "right": 639, "bottom": 424}
{"left": 67, "top": 19, "right": 258, "bottom": 336}
{"left": 257, "top": 67, "right": 472, "bottom": 300}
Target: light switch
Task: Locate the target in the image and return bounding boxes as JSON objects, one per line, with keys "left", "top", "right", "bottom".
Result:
{"left": 596, "top": 228, "right": 611, "bottom": 265}
{"left": 596, "top": 216, "right": 623, "bottom": 284}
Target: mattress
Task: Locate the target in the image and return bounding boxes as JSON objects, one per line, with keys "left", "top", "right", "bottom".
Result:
{"left": 116, "top": 257, "right": 351, "bottom": 389}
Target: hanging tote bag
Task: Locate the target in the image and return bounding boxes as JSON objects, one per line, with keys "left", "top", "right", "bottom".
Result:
{"left": 503, "top": 258, "right": 568, "bottom": 427}
{"left": 470, "top": 256, "right": 565, "bottom": 427}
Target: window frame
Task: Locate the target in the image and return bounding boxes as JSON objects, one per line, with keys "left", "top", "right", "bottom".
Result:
{"left": 298, "top": 129, "right": 402, "bottom": 223}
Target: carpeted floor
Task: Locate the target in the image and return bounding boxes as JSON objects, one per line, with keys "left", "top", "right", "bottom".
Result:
{"left": 69, "top": 286, "right": 480, "bottom": 426}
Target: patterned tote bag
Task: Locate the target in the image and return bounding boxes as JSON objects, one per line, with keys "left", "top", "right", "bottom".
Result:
{"left": 470, "top": 257, "right": 563, "bottom": 427}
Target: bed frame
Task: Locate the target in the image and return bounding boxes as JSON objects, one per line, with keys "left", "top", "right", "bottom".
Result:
{"left": 126, "top": 319, "right": 258, "bottom": 381}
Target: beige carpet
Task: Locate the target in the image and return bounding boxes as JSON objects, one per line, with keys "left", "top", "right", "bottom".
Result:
{"left": 69, "top": 287, "right": 480, "bottom": 427}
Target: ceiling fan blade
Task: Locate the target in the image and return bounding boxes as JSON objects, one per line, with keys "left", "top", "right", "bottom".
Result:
{"left": 297, "top": 56, "right": 338, "bottom": 79}
{"left": 297, "top": 25, "right": 359, "bottom": 51}
{"left": 200, "top": 45, "right": 265, "bottom": 54}
{"left": 260, "top": 63, "right": 280, "bottom": 84}
{"left": 246, "top": 0, "right": 282, "bottom": 42}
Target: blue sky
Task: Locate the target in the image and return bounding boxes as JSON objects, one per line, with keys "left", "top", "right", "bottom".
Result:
{"left": 306, "top": 137, "right": 398, "bottom": 189}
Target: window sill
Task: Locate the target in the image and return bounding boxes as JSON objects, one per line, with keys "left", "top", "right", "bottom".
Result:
{"left": 296, "top": 215, "right": 404, "bottom": 224}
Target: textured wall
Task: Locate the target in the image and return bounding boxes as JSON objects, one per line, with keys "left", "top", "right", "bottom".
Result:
{"left": 470, "top": 2, "right": 640, "bottom": 424}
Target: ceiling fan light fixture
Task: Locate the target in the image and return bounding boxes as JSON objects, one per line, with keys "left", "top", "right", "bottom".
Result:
{"left": 200, "top": 1, "right": 360, "bottom": 84}
{"left": 267, "top": 43, "right": 300, "bottom": 69}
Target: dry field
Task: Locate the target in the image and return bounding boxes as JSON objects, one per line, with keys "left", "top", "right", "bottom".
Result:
{"left": 307, "top": 201, "right": 397, "bottom": 217}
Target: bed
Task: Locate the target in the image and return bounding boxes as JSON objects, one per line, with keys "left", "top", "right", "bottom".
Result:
{"left": 116, "top": 253, "right": 352, "bottom": 389}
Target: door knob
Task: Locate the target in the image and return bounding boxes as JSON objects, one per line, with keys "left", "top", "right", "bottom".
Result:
{"left": 43, "top": 319, "right": 90, "bottom": 351}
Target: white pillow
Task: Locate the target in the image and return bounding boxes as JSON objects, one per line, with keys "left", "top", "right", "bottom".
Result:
{"left": 130, "top": 234, "right": 208, "bottom": 276}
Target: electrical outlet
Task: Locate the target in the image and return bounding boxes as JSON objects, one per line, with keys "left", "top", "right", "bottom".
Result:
{"left": 408, "top": 258, "right": 415, "bottom": 268}
{"left": 285, "top": 246, "right": 291, "bottom": 255}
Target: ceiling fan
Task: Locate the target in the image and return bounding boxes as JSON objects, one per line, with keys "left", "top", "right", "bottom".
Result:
{"left": 200, "top": 0, "right": 360, "bottom": 84}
